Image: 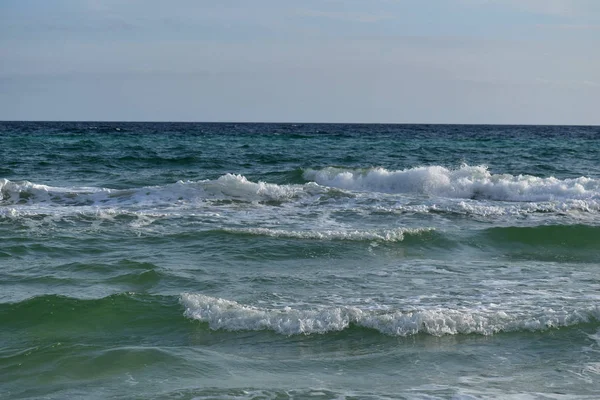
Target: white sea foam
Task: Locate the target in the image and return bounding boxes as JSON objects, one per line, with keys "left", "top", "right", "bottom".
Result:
{"left": 0, "top": 178, "right": 104, "bottom": 205}
{"left": 4, "top": 167, "right": 600, "bottom": 209}
{"left": 222, "top": 227, "right": 434, "bottom": 242}
{"left": 4, "top": 171, "right": 600, "bottom": 226}
{"left": 180, "top": 293, "right": 600, "bottom": 337}
{"left": 0, "top": 178, "right": 272, "bottom": 209}
{"left": 201, "top": 174, "right": 308, "bottom": 201}
{"left": 303, "top": 165, "right": 600, "bottom": 202}
{"left": 0, "top": 175, "right": 314, "bottom": 208}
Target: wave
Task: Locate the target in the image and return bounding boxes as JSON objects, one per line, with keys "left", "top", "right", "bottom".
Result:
{"left": 0, "top": 175, "right": 313, "bottom": 208}
{"left": 116, "top": 155, "right": 201, "bottom": 166}
{"left": 477, "top": 224, "right": 600, "bottom": 262}
{"left": 4, "top": 168, "right": 600, "bottom": 224}
{"left": 4, "top": 293, "right": 598, "bottom": 338}
{"left": 180, "top": 293, "right": 600, "bottom": 337}
{"left": 135, "top": 388, "right": 372, "bottom": 400}
{"left": 483, "top": 224, "right": 600, "bottom": 248}
{"left": 303, "top": 165, "right": 600, "bottom": 202}
{"left": 0, "top": 293, "right": 183, "bottom": 333}
{"left": 5, "top": 165, "right": 600, "bottom": 209}
{"left": 222, "top": 227, "right": 435, "bottom": 242}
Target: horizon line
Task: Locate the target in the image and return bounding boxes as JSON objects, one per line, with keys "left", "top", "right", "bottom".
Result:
{"left": 1, "top": 120, "right": 599, "bottom": 127}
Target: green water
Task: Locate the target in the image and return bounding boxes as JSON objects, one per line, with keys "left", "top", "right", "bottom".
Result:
{"left": 1, "top": 122, "right": 600, "bottom": 399}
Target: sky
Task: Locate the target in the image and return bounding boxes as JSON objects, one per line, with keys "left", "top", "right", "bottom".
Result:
{"left": 1, "top": 0, "right": 599, "bottom": 124}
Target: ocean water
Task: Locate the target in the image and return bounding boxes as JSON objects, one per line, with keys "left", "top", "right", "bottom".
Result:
{"left": 1, "top": 121, "right": 600, "bottom": 399}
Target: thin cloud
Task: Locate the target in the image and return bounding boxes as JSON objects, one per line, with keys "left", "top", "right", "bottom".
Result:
{"left": 460, "top": 0, "right": 600, "bottom": 17}
{"left": 295, "top": 9, "right": 395, "bottom": 23}
{"left": 536, "top": 23, "right": 600, "bottom": 30}
{"left": 535, "top": 77, "right": 600, "bottom": 88}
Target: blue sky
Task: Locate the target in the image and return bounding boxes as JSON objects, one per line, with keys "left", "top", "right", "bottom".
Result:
{"left": 1, "top": 0, "right": 599, "bottom": 124}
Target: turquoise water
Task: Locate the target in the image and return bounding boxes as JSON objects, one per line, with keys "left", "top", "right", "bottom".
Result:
{"left": 1, "top": 122, "right": 600, "bottom": 399}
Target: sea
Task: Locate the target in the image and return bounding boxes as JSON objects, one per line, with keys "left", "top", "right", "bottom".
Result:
{"left": 1, "top": 121, "right": 600, "bottom": 399}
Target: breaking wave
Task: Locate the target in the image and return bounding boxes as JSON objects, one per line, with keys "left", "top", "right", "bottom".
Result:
{"left": 0, "top": 175, "right": 312, "bottom": 208}
{"left": 180, "top": 294, "right": 600, "bottom": 337}
{"left": 303, "top": 165, "right": 600, "bottom": 202}
{"left": 222, "top": 227, "right": 435, "bottom": 242}
{"left": 3, "top": 168, "right": 600, "bottom": 225}
{"left": 4, "top": 166, "right": 600, "bottom": 209}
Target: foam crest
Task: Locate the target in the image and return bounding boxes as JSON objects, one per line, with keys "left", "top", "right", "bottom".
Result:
{"left": 223, "top": 227, "right": 434, "bottom": 242}
{"left": 181, "top": 293, "right": 361, "bottom": 335}
{"left": 201, "top": 174, "right": 306, "bottom": 202}
{"left": 303, "top": 165, "right": 600, "bottom": 202}
{"left": 0, "top": 175, "right": 310, "bottom": 208}
{"left": 181, "top": 294, "right": 600, "bottom": 336}
{"left": 0, "top": 178, "right": 104, "bottom": 205}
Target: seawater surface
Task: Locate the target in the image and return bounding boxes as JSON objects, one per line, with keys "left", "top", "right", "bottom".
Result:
{"left": 1, "top": 122, "right": 600, "bottom": 399}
